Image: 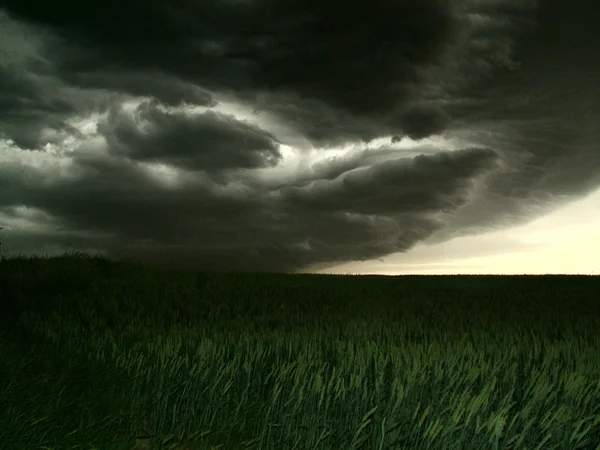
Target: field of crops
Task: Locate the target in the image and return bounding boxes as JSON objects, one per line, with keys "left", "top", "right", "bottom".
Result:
{"left": 0, "top": 252, "right": 599, "bottom": 449}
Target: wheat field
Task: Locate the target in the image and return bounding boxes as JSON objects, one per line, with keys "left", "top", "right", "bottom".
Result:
{"left": 0, "top": 252, "right": 599, "bottom": 449}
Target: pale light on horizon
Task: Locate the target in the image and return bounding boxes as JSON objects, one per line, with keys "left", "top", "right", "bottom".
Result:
{"left": 319, "top": 188, "right": 600, "bottom": 275}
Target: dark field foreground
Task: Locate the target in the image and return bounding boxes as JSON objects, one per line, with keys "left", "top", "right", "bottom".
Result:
{"left": 0, "top": 253, "right": 599, "bottom": 450}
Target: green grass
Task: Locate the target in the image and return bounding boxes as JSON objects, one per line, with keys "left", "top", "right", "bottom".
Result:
{"left": 0, "top": 249, "right": 599, "bottom": 449}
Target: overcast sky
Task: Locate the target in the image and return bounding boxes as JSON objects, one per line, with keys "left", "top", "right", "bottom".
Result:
{"left": 0, "top": 0, "right": 598, "bottom": 274}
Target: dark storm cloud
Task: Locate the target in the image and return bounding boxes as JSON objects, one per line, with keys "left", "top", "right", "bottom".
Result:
{"left": 1, "top": 0, "right": 462, "bottom": 146}
{"left": 0, "top": 10, "right": 217, "bottom": 150}
{"left": 279, "top": 148, "right": 498, "bottom": 215}
{"left": 0, "top": 0, "right": 599, "bottom": 272}
{"left": 98, "top": 100, "right": 282, "bottom": 172}
{"left": 396, "top": 104, "right": 451, "bottom": 141}
{"left": 422, "top": 0, "right": 600, "bottom": 244}
{"left": 248, "top": 93, "right": 393, "bottom": 148}
{"left": 66, "top": 70, "right": 217, "bottom": 108}
{"left": 0, "top": 143, "right": 496, "bottom": 272}
{"left": 0, "top": 37, "right": 79, "bottom": 148}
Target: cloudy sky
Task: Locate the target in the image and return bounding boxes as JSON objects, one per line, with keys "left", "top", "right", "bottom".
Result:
{"left": 0, "top": 0, "right": 598, "bottom": 274}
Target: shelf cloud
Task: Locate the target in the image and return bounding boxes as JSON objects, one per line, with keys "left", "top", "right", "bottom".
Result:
{"left": 0, "top": 0, "right": 598, "bottom": 272}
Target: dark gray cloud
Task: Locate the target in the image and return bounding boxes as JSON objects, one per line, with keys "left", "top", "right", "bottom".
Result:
{"left": 0, "top": 142, "right": 499, "bottom": 272}
{"left": 0, "top": 0, "right": 599, "bottom": 272}
{"left": 396, "top": 104, "right": 451, "bottom": 141}
{"left": 98, "top": 100, "right": 282, "bottom": 172}
{"left": 279, "top": 148, "right": 498, "bottom": 216}
{"left": 68, "top": 70, "right": 217, "bottom": 108}
{"left": 0, "top": 0, "right": 462, "bottom": 146}
{"left": 0, "top": 45, "right": 79, "bottom": 149}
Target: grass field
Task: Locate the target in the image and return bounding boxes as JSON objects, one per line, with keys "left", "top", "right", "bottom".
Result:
{"left": 0, "top": 251, "right": 599, "bottom": 449}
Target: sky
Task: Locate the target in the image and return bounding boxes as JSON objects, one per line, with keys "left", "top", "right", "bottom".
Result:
{"left": 0, "top": 0, "right": 598, "bottom": 274}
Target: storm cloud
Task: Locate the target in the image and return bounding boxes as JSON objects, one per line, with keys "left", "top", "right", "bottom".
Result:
{"left": 0, "top": 0, "right": 598, "bottom": 272}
